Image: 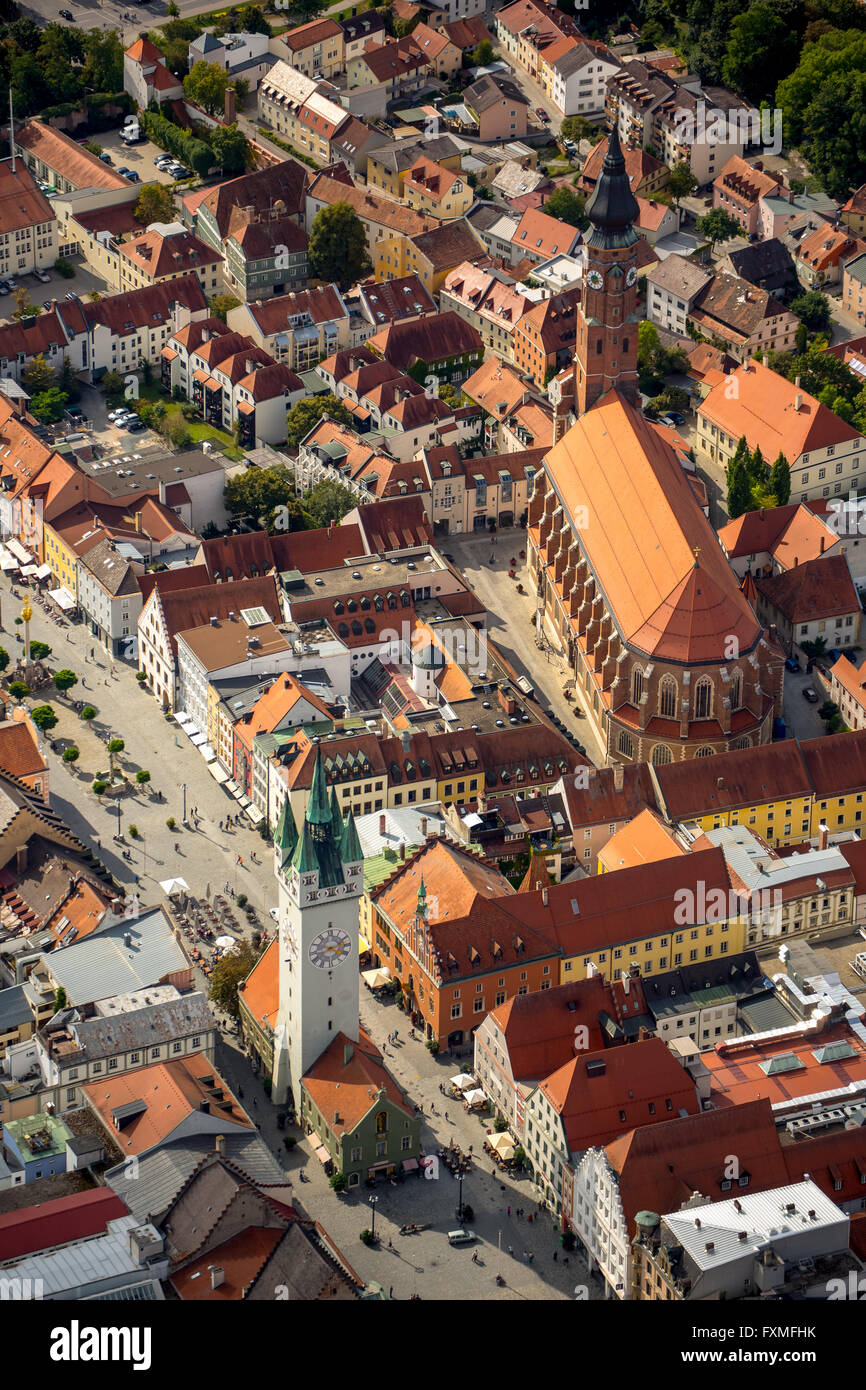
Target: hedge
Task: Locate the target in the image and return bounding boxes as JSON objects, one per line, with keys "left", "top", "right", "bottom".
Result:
{"left": 39, "top": 91, "right": 133, "bottom": 128}
{"left": 141, "top": 110, "right": 213, "bottom": 180}
{"left": 256, "top": 125, "right": 318, "bottom": 170}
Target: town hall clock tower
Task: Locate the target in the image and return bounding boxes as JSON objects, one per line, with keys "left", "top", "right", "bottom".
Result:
{"left": 574, "top": 124, "right": 642, "bottom": 417}
{"left": 271, "top": 746, "right": 364, "bottom": 1112}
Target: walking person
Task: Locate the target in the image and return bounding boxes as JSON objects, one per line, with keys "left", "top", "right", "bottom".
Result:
{"left": 507, "top": 1205, "right": 511, "bottom": 1217}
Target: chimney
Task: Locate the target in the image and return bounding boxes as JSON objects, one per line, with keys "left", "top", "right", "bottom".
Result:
{"left": 246, "top": 359, "right": 255, "bottom": 375}
{"left": 15, "top": 845, "right": 26, "bottom": 874}
{"left": 794, "top": 393, "right": 802, "bottom": 411}
{"left": 420, "top": 817, "right": 428, "bottom": 837}
{"left": 612, "top": 764, "right": 624, "bottom": 792}
{"left": 794, "top": 375, "right": 801, "bottom": 388}
{"left": 200, "top": 1098, "right": 210, "bottom": 1113}
{"left": 399, "top": 842, "right": 406, "bottom": 861}
{"left": 210, "top": 1266, "right": 225, "bottom": 1290}
{"left": 819, "top": 821, "right": 829, "bottom": 851}
{"left": 224, "top": 86, "right": 236, "bottom": 124}
{"left": 215, "top": 1134, "right": 226, "bottom": 1156}
{"left": 379, "top": 813, "right": 386, "bottom": 834}
{"left": 793, "top": 555, "right": 798, "bottom": 568}
{"left": 762, "top": 354, "right": 768, "bottom": 368}
{"left": 134, "top": 510, "right": 142, "bottom": 533}
{"left": 542, "top": 887, "right": 549, "bottom": 907}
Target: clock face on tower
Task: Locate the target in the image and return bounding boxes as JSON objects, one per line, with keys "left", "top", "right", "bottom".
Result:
{"left": 309, "top": 926, "right": 352, "bottom": 969}
{"left": 626, "top": 266, "right": 638, "bottom": 287}
{"left": 586, "top": 268, "right": 603, "bottom": 290}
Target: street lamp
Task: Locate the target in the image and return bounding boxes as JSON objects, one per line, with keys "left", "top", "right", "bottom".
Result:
{"left": 114, "top": 802, "right": 122, "bottom": 840}
{"left": 368, "top": 1194, "right": 378, "bottom": 1242}
{"left": 181, "top": 783, "right": 188, "bottom": 824}
{"left": 456, "top": 1163, "right": 466, "bottom": 1225}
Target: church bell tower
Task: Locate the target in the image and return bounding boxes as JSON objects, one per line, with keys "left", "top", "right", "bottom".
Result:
{"left": 271, "top": 747, "right": 364, "bottom": 1111}
{"left": 574, "top": 124, "right": 641, "bottom": 416}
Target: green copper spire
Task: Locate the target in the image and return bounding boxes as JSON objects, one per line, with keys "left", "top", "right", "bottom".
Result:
{"left": 340, "top": 806, "right": 362, "bottom": 863}
{"left": 274, "top": 798, "right": 299, "bottom": 866}
{"left": 329, "top": 785, "right": 344, "bottom": 841}
{"left": 306, "top": 744, "right": 332, "bottom": 828}
{"left": 417, "top": 876, "right": 427, "bottom": 920}
{"left": 291, "top": 818, "right": 320, "bottom": 874}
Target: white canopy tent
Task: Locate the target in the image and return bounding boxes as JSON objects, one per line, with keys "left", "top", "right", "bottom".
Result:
{"left": 159, "top": 877, "right": 190, "bottom": 895}
{"left": 462, "top": 1088, "right": 486, "bottom": 1105}
{"left": 208, "top": 762, "right": 230, "bottom": 784}
{"left": 48, "top": 586, "right": 76, "bottom": 611}
{"left": 450, "top": 1074, "right": 475, "bottom": 1091}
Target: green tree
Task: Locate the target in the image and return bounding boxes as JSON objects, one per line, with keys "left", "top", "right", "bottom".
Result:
{"left": 164, "top": 407, "right": 191, "bottom": 449}
{"left": 285, "top": 394, "right": 354, "bottom": 452}
{"left": 301, "top": 478, "right": 357, "bottom": 529}
{"left": 8, "top": 681, "right": 29, "bottom": 699}
{"left": 667, "top": 159, "right": 698, "bottom": 206}
{"left": 637, "top": 319, "right": 660, "bottom": 367}
{"left": 81, "top": 29, "right": 124, "bottom": 91}
{"left": 224, "top": 462, "right": 295, "bottom": 525}
{"left": 107, "top": 737, "right": 125, "bottom": 776}
{"left": 208, "top": 293, "right": 241, "bottom": 322}
{"left": 102, "top": 369, "right": 125, "bottom": 398}
{"left": 790, "top": 289, "right": 832, "bottom": 333}
{"left": 184, "top": 59, "right": 230, "bottom": 114}
{"left": 167, "top": 0, "right": 179, "bottom": 14}
{"left": 210, "top": 123, "right": 250, "bottom": 175}
{"left": 36, "top": 24, "right": 83, "bottom": 103}
{"left": 542, "top": 184, "right": 587, "bottom": 229}
{"left": 238, "top": 3, "right": 271, "bottom": 35}
{"left": 208, "top": 939, "right": 261, "bottom": 1018}
{"left": 62, "top": 746, "right": 79, "bottom": 763}
{"left": 0, "top": 648, "right": 8, "bottom": 673}
{"left": 770, "top": 451, "right": 791, "bottom": 504}
{"left": 727, "top": 455, "right": 752, "bottom": 519}
{"left": 30, "top": 388, "right": 68, "bottom": 424}
{"left": 54, "top": 986, "right": 67, "bottom": 1012}
{"left": 560, "top": 115, "right": 599, "bottom": 143}
{"left": 290, "top": 0, "right": 328, "bottom": 17}
{"left": 30, "top": 704, "right": 58, "bottom": 732}
{"left": 135, "top": 769, "right": 151, "bottom": 785}
{"left": 777, "top": 30, "right": 866, "bottom": 198}
{"left": 133, "top": 182, "right": 175, "bottom": 224}
{"left": 748, "top": 443, "right": 766, "bottom": 486}
{"left": 308, "top": 202, "right": 371, "bottom": 289}
{"left": 696, "top": 208, "right": 743, "bottom": 250}
{"left": 53, "top": 669, "right": 78, "bottom": 695}
{"left": 20, "top": 354, "right": 57, "bottom": 396}
{"left": 721, "top": 1, "right": 800, "bottom": 103}
{"left": 329, "top": 1171, "right": 348, "bottom": 1192}
{"left": 80, "top": 704, "right": 96, "bottom": 722}
{"left": 819, "top": 698, "right": 841, "bottom": 726}
{"left": 471, "top": 38, "right": 494, "bottom": 65}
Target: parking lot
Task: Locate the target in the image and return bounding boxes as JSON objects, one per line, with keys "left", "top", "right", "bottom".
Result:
{"left": 94, "top": 129, "right": 180, "bottom": 188}
{"left": 0, "top": 262, "right": 110, "bottom": 321}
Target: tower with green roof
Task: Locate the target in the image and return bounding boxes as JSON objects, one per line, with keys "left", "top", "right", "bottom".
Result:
{"left": 272, "top": 744, "right": 365, "bottom": 1110}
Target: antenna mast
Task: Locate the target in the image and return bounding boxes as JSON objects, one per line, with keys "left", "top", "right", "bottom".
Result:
{"left": 9, "top": 85, "right": 14, "bottom": 172}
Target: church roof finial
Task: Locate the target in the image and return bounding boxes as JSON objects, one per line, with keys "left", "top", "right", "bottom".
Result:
{"left": 585, "top": 124, "right": 640, "bottom": 248}
{"left": 306, "top": 742, "right": 332, "bottom": 829}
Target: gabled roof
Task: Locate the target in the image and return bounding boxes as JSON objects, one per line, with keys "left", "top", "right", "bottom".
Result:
{"left": 308, "top": 172, "right": 436, "bottom": 237}
{"left": 651, "top": 739, "right": 812, "bottom": 820}
{"left": 755, "top": 552, "right": 858, "bottom": 623}
{"left": 718, "top": 503, "right": 836, "bottom": 568}
{"left": 0, "top": 1189, "right": 129, "bottom": 1261}
{"left": 410, "top": 218, "right": 484, "bottom": 271}
{"left": 200, "top": 161, "right": 307, "bottom": 239}
{"left": 544, "top": 392, "right": 760, "bottom": 662}
{"left": 302, "top": 1028, "right": 414, "bottom": 1135}
{"left": 152, "top": 575, "right": 281, "bottom": 660}
{"left": 82, "top": 1055, "right": 252, "bottom": 1156}
{"left": 699, "top": 358, "right": 862, "bottom": 461}
{"left": 464, "top": 72, "right": 529, "bottom": 113}
{"left": 15, "top": 121, "right": 130, "bottom": 191}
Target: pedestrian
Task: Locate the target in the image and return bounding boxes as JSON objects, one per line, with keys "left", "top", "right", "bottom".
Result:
{"left": 219, "top": 821, "right": 223, "bottom": 831}
{"left": 507, "top": 1205, "right": 511, "bottom": 1217}
{"left": 394, "top": 1029, "right": 399, "bottom": 1041}
{"left": 418, "top": 1102, "right": 423, "bottom": 1113}
{"left": 507, "top": 1245, "right": 514, "bottom": 1257}
{"left": 553, "top": 1251, "right": 558, "bottom": 1262}
{"left": 237, "top": 854, "right": 242, "bottom": 865}
{"left": 225, "top": 881, "right": 230, "bottom": 894}
{"left": 563, "top": 1257, "right": 569, "bottom": 1267}
{"left": 388, "top": 1238, "right": 392, "bottom": 1248}
{"left": 389, "top": 1287, "right": 393, "bottom": 1299}
{"left": 174, "top": 841, "right": 179, "bottom": 852}
{"left": 528, "top": 1252, "right": 534, "bottom": 1264}
{"left": 528, "top": 1213, "right": 533, "bottom": 1224}
{"left": 523, "top": 1250, "right": 529, "bottom": 1262}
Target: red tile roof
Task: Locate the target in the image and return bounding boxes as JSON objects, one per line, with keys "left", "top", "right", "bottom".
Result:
{"left": 541, "top": 1036, "right": 698, "bottom": 1152}
{"left": 0, "top": 1189, "right": 129, "bottom": 1260}
{"left": 16, "top": 121, "right": 130, "bottom": 191}
{"left": 651, "top": 738, "right": 812, "bottom": 820}
{"left": 701, "top": 1019, "right": 866, "bottom": 1110}
{"left": 302, "top": 1028, "right": 414, "bottom": 1134}
{"left": 83, "top": 1056, "right": 252, "bottom": 1156}
{"left": 800, "top": 728, "right": 866, "bottom": 796}
{"left": 756, "top": 552, "right": 859, "bottom": 623}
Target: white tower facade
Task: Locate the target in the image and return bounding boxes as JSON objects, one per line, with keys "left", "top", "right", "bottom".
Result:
{"left": 271, "top": 750, "right": 364, "bottom": 1110}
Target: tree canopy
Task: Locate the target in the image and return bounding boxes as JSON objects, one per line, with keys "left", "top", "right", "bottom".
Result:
{"left": 308, "top": 202, "right": 371, "bottom": 289}
{"left": 542, "top": 185, "right": 588, "bottom": 229}
{"left": 301, "top": 478, "right": 358, "bottom": 529}
{"left": 133, "top": 182, "right": 175, "bottom": 225}
{"left": 208, "top": 940, "right": 262, "bottom": 1017}
{"left": 224, "top": 463, "right": 295, "bottom": 527}
{"left": 285, "top": 394, "right": 354, "bottom": 453}
{"left": 183, "top": 60, "right": 229, "bottom": 114}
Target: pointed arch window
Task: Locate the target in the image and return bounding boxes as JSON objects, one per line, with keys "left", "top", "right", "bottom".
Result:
{"left": 659, "top": 675, "right": 677, "bottom": 720}
{"left": 631, "top": 667, "right": 645, "bottom": 705}
{"left": 730, "top": 669, "right": 742, "bottom": 710}
{"left": 651, "top": 744, "right": 672, "bottom": 766}
{"left": 694, "top": 677, "right": 713, "bottom": 721}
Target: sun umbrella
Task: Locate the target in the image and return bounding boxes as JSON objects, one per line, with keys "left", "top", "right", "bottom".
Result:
{"left": 491, "top": 1131, "right": 516, "bottom": 1155}
{"left": 215, "top": 936, "right": 236, "bottom": 950}
{"left": 159, "top": 877, "right": 190, "bottom": 895}
{"left": 450, "top": 1073, "right": 475, "bottom": 1090}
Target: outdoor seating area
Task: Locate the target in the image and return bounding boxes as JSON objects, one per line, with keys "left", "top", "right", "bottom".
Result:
{"left": 167, "top": 888, "right": 251, "bottom": 981}
{"left": 483, "top": 1129, "right": 523, "bottom": 1172}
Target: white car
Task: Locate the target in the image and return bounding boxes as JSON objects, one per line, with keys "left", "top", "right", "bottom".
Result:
{"left": 269, "top": 907, "right": 279, "bottom": 923}
{"left": 107, "top": 408, "right": 131, "bottom": 422}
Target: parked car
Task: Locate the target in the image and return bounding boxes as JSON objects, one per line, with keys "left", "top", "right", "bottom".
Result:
{"left": 154, "top": 155, "right": 174, "bottom": 169}
{"left": 664, "top": 410, "right": 686, "bottom": 426}
{"left": 59, "top": 8, "right": 73, "bottom": 17}
{"left": 34, "top": 269, "right": 51, "bottom": 283}
{"left": 5, "top": 277, "right": 17, "bottom": 289}
{"left": 0, "top": 283, "right": 9, "bottom": 296}
{"left": 107, "top": 407, "right": 131, "bottom": 422}
{"left": 802, "top": 687, "right": 819, "bottom": 703}
{"left": 535, "top": 106, "right": 550, "bottom": 121}
{"left": 125, "top": 418, "right": 146, "bottom": 433}
{"left": 448, "top": 1229, "right": 477, "bottom": 1246}
{"left": 169, "top": 164, "right": 191, "bottom": 179}
{"left": 99, "top": 152, "right": 113, "bottom": 165}
{"left": 784, "top": 656, "right": 801, "bottom": 673}
{"left": 269, "top": 907, "right": 279, "bottom": 923}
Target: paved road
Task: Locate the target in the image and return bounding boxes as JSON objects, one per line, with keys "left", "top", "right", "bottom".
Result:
{"left": 443, "top": 529, "right": 606, "bottom": 767}
{"left": 1, "top": 573, "right": 279, "bottom": 920}
{"left": 212, "top": 986, "right": 597, "bottom": 1300}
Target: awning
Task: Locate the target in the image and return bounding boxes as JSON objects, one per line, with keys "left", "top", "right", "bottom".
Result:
{"left": 236, "top": 400, "right": 254, "bottom": 414}
{"left": 192, "top": 368, "right": 208, "bottom": 382}
{"left": 225, "top": 779, "right": 240, "bottom": 796}
{"left": 0, "top": 549, "right": 17, "bottom": 571}
{"left": 490, "top": 1131, "right": 516, "bottom": 1156}
{"left": 203, "top": 376, "right": 222, "bottom": 392}
{"left": 401, "top": 1158, "right": 419, "bottom": 1172}
{"left": 34, "top": 563, "right": 52, "bottom": 580}
{"left": 359, "top": 932, "right": 370, "bottom": 954}
{"left": 245, "top": 806, "right": 263, "bottom": 824}
{"left": 20, "top": 564, "right": 40, "bottom": 576}
{"left": 161, "top": 347, "right": 177, "bottom": 360}
{"left": 189, "top": 732, "right": 206, "bottom": 746}
{"left": 313, "top": 1144, "right": 331, "bottom": 1166}
{"left": 6, "top": 539, "right": 32, "bottom": 564}
{"left": 208, "top": 761, "right": 230, "bottom": 784}
{"left": 48, "top": 586, "right": 75, "bottom": 611}
{"left": 362, "top": 967, "right": 391, "bottom": 989}
{"left": 463, "top": 1088, "right": 485, "bottom": 1105}
{"left": 199, "top": 743, "right": 216, "bottom": 762}
{"left": 450, "top": 1073, "right": 475, "bottom": 1091}
{"left": 173, "top": 710, "right": 190, "bottom": 723}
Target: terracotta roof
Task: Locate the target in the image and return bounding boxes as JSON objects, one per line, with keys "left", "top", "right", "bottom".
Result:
{"left": 496, "top": 0, "right": 583, "bottom": 42}
{"left": 238, "top": 937, "right": 278, "bottom": 1032}
{"left": 800, "top": 728, "right": 866, "bottom": 796}
{"left": 717, "top": 503, "right": 836, "bottom": 568}
{"left": 45, "top": 875, "right": 112, "bottom": 946}
{"left": 713, "top": 155, "right": 780, "bottom": 204}
{"left": 0, "top": 159, "right": 55, "bottom": 235}
{"left": 411, "top": 21, "right": 452, "bottom": 59}
{"left": 302, "top": 1028, "right": 414, "bottom": 1134}
{"left": 125, "top": 36, "right": 165, "bottom": 64}
{"left": 605, "top": 1098, "right": 787, "bottom": 1238}
{"left": 0, "top": 718, "right": 45, "bottom": 781}
{"left": 119, "top": 225, "right": 222, "bottom": 278}
{"left": 699, "top": 358, "right": 862, "bottom": 462}
{"left": 172, "top": 1226, "right": 284, "bottom": 1300}
{"left": 410, "top": 218, "right": 484, "bottom": 272}
{"left": 82, "top": 273, "right": 207, "bottom": 337}
{"left": 755, "top": 553, "right": 858, "bottom": 623}
{"left": 652, "top": 738, "right": 813, "bottom": 820}
{"left": 783, "top": 1127, "right": 866, "bottom": 1209}
{"left": 244, "top": 285, "right": 346, "bottom": 338}
{"left": 545, "top": 392, "right": 760, "bottom": 662}
{"left": 308, "top": 173, "right": 436, "bottom": 237}
{"left": 372, "top": 837, "right": 511, "bottom": 929}
{"left": 357, "top": 36, "right": 429, "bottom": 82}
{"left": 137, "top": 564, "right": 209, "bottom": 603}
{"left": 0, "top": 1189, "right": 129, "bottom": 1261}
{"left": 489, "top": 978, "right": 612, "bottom": 1079}
{"left": 15, "top": 121, "right": 130, "bottom": 191}
{"left": 540, "top": 1037, "right": 698, "bottom": 1152}
{"left": 462, "top": 357, "right": 527, "bottom": 416}
{"left": 513, "top": 207, "right": 581, "bottom": 259}
{"left": 403, "top": 154, "right": 461, "bottom": 202}
{"left": 281, "top": 17, "right": 342, "bottom": 49}
{"left": 155, "top": 575, "right": 281, "bottom": 660}
{"left": 702, "top": 1019, "right": 866, "bottom": 1110}
{"left": 691, "top": 271, "right": 790, "bottom": 340}
{"left": 598, "top": 807, "right": 686, "bottom": 871}
{"left": 200, "top": 161, "right": 307, "bottom": 239}
{"left": 353, "top": 495, "right": 433, "bottom": 552}
{"left": 441, "top": 16, "right": 492, "bottom": 48}
{"left": 579, "top": 136, "right": 664, "bottom": 194}
{"left": 82, "top": 1056, "right": 252, "bottom": 1155}
{"left": 797, "top": 224, "right": 863, "bottom": 271}
{"left": 235, "top": 672, "right": 332, "bottom": 753}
